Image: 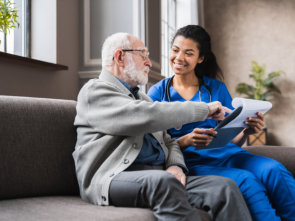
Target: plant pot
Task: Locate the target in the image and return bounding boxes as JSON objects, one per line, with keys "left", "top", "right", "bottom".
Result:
{"left": 247, "top": 127, "right": 268, "bottom": 146}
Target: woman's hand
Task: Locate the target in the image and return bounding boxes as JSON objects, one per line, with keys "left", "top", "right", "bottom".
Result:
{"left": 244, "top": 112, "right": 265, "bottom": 135}
{"left": 232, "top": 112, "right": 265, "bottom": 146}
{"left": 177, "top": 128, "right": 217, "bottom": 149}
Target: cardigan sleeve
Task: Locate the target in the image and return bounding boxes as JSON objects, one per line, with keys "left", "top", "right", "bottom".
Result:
{"left": 163, "top": 131, "right": 188, "bottom": 173}
{"left": 75, "top": 79, "right": 209, "bottom": 137}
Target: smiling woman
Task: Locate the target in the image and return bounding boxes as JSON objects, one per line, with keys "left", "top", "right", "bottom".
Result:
{"left": 148, "top": 24, "right": 295, "bottom": 221}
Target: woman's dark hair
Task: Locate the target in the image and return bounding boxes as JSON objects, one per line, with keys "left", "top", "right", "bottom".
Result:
{"left": 172, "top": 25, "right": 223, "bottom": 81}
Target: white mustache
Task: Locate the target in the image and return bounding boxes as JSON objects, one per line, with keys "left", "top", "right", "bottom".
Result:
{"left": 143, "top": 66, "right": 150, "bottom": 73}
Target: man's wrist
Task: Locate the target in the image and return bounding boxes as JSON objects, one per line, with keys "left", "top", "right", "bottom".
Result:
{"left": 177, "top": 136, "right": 187, "bottom": 149}
{"left": 167, "top": 164, "right": 188, "bottom": 175}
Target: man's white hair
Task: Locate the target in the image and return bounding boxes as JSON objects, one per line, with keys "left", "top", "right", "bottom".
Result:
{"left": 101, "top": 32, "right": 132, "bottom": 67}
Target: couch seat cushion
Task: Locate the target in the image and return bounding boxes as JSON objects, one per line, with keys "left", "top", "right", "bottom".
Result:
{"left": 0, "top": 196, "right": 211, "bottom": 221}
{"left": 0, "top": 196, "right": 155, "bottom": 221}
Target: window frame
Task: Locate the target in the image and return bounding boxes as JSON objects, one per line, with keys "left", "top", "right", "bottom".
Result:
{"left": 161, "top": 0, "right": 176, "bottom": 78}
{"left": 0, "top": 0, "right": 67, "bottom": 70}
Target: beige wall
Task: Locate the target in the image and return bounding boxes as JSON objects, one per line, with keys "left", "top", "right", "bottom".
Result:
{"left": 0, "top": 0, "right": 80, "bottom": 100}
{"left": 204, "top": 0, "right": 295, "bottom": 146}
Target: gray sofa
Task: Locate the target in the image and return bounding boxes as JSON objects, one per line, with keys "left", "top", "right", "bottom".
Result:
{"left": 0, "top": 95, "right": 294, "bottom": 221}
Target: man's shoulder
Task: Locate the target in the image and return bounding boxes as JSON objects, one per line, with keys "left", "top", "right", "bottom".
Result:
{"left": 81, "top": 77, "right": 120, "bottom": 93}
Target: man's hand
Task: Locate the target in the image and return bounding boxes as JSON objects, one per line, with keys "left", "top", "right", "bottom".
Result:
{"left": 166, "top": 165, "right": 186, "bottom": 186}
{"left": 207, "top": 101, "right": 232, "bottom": 121}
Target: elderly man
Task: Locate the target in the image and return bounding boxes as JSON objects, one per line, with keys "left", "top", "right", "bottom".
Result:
{"left": 73, "top": 32, "right": 252, "bottom": 221}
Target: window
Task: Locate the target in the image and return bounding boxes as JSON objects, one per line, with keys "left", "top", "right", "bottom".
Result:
{"left": 161, "top": 0, "right": 176, "bottom": 78}
{"left": 161, "top": 0, "right": 200, "bottom": 77}
{"left": 0, "top": 0, "right": 30, "bottom": 57}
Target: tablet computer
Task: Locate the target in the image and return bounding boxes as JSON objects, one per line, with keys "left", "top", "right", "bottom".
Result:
{"left": 214, "top": 106, "right": 243, "bottom": 130}
{"left": 196, "top": 106, "right": 244, "bottom": 149}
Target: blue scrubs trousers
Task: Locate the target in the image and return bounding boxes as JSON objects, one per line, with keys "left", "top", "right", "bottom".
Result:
{"left": 186, "top": 150, "right": 295, "bottom": 221}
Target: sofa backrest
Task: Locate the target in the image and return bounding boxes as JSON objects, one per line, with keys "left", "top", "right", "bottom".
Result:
{"left": 0, "top": 96, "right": 79, "bottom": 200}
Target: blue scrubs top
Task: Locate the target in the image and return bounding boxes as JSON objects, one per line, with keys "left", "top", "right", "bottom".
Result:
{"left": 148, "top": 76, "right": 246, "bottom": 166}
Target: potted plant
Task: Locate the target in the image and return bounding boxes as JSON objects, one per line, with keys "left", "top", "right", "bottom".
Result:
{"left": 235, "top": 61, "right": 284, "bottom": 145}
{"left": 0, "top": 0, "right": 20, "bottom": 51}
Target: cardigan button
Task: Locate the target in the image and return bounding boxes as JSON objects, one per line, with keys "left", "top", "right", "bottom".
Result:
{"left": 124, "top": 159, "right": 129, "bottom": 164}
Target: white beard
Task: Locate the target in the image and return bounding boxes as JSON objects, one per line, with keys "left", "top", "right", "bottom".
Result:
{"left": 123, "top": 54, "right": 149, "bottom": 86}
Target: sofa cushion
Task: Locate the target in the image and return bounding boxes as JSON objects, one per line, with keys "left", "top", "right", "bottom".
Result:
{"left": 0, "top": 96, "right": 79, "bottom": 199}
{"left": 0, "top": 196, "right": 211, "bottom": 221}
{"left": 0, "top": 196, "right": 155, "bottom": 221}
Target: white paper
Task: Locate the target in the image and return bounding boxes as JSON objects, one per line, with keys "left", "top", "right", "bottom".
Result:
{"left": 222, "top": 98, "right": 272, "bottom": 129}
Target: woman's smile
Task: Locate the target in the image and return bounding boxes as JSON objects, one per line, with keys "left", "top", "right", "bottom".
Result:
{"left": 173, "top": 62, "right": 187, "bottom": 69}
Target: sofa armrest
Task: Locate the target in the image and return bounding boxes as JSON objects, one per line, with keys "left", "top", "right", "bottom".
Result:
{"left": 243, "top": 145, "right": 295, "bottom": 176}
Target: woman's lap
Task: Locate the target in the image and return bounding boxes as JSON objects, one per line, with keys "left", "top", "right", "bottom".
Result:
{"left": 187, "top": 150, "right": 295, "bottom": 221}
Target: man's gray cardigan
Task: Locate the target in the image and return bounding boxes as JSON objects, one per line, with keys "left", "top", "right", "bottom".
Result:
{"left": 73, "top": 69, "right": 209, "bottom": 206}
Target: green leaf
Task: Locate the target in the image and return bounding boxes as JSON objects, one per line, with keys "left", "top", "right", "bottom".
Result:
{"left": 236, "top": 83, "right": 255, "bottom": 98}
{"left": 263, "top": 71, "right": 281, "bottom": 86}
{"left": 261, "top": 92, "right": 273, "bottom": 101}
{"left": 251, "top": 61, "right": 261, "bottom": 73}
{"left": 267, "top": 83, "right": 281, "bottom": 94}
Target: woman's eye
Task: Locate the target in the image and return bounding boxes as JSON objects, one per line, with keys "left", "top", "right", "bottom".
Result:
{"left": 186, "top": 53, "right": 193, "bottom": 56}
